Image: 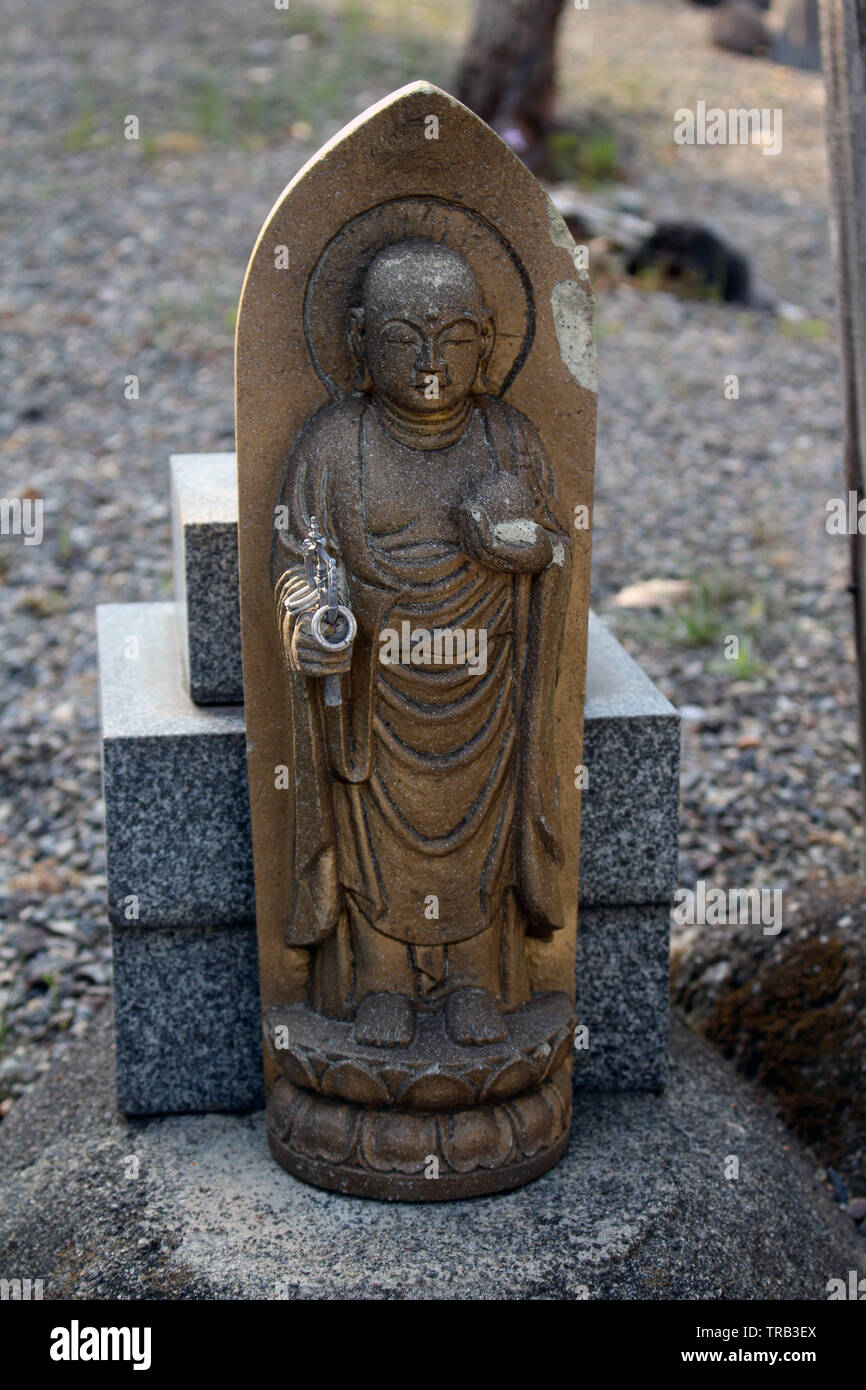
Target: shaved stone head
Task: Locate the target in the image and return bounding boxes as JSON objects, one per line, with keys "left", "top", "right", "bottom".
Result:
{"left": 362, "top": 240, "right": 486, "bottom": 325}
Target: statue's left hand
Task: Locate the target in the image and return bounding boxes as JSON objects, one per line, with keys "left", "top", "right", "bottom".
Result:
{"left": 456, "top": 472, "right": 555, "bottom": 572}
{"left": 457, "top": 499, "right": 553, "bottom": 574}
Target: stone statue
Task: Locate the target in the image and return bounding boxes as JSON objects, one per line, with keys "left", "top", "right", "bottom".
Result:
{"left": 236, "top": 84, "right": 597, "bottom": 1199}
{"left": 273, "top": 236, "right": 571, "bottom": 1042}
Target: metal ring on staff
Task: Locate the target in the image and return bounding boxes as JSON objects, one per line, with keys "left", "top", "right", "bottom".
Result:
{"left": 311, "top": 604, "right": 356, "bottom": 652}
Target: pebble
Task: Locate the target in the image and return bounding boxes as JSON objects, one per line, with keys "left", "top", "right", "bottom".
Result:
{"left": 678, "top": 705, "right": 708, "bottom": 725}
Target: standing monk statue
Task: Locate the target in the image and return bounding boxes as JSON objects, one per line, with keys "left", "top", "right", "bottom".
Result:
{"left": 272, "top": 239, "right": 572, "bottom": 1053}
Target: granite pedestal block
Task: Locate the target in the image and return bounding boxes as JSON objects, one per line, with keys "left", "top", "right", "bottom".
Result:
{"left": 171, "top": 453, "right": 243, "bottom": 704}
{"left": 581, "top": 618, "right": 680, "bottom": 907}
{"left": 99, "top": 610, "right": 679, "bottom": 1113}
{"left": 113, "top": 925, "right": 264, "bottom": 1114}
{"left": 98, "top": 603, "right": 253, "bottom": 929}
{"left": 109, "top": 907, "right": 667, "bottom": 1114}
{"left": 574, "top": 905, "right": 670, "bottom": 1091}
{"left": 99, "top": 603, "right": 678, "bottom": 925}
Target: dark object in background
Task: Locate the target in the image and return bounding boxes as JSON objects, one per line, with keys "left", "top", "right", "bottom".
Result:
{"left": 627, "top": 222, "right": 752, "bottom": 304}
{"left": 713, "top": 1, "right": 773, "bottom": 54}
{"left": 773, "top": 0, "right": 822, "bottom": 70}
{"left": 690, "top": 0, "right": 771, "bottom": 8}
{"left": 672, "top": 874, "right": 866, "bottom": 1197}
{"left": 456, "top": 0, "right": 566, "bottom": 161}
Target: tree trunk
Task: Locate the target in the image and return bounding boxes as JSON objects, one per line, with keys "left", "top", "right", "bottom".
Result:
{"left": 819, "top": 0, "right": 866, "bottom": 848}
{"left": 456, "top": 0, "right": 567, "bottom": 147}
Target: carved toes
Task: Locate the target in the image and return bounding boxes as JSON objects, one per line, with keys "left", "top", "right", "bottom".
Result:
{"left": 445, "top": 988, "right": 508, "bottom": 1046}
{"left": 354, "top": 992, "right": 416, "bottom": 1048}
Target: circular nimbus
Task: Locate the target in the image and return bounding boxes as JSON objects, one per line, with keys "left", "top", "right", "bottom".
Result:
{"left": 303, "top": 195, "right": 535, "bottom": 400}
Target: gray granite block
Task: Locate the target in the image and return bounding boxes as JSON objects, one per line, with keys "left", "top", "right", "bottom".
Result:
{"left": 110, "top": 907, "right": 667, "bottom": 1115}
{"left": 171, "top": 453, "right": 243, "bottom": 704}
{"left": 98, "top": 600, "right": 679, "bottom": 924}
{"left": 98, "top": 601, "right": 254, "bottom": 928}
{"left": 113, "top": 924, "right": 264, "bottom": 1114}
{"left": 573, "top": 903, "right": 670, "bottom": 1091}
{"left": 580, "top": 613, "right": 680, "bottom": 907}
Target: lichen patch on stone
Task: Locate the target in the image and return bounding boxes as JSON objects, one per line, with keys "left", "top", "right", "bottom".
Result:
{"left": 493, "top": 519, "right": 538, "bottom": 544}
{"left": 546, "top": 197, "right": 589, "bottom": 285}
{"left": 550, "top": 280, "right": 597, "bottom": 394}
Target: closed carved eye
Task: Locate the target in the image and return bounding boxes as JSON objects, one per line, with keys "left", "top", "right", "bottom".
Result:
{"left": 379, "top": 318, "right": 421, "bottom": 347}
{"left": 440, "top": 318, "right": 479, "bottom": 347}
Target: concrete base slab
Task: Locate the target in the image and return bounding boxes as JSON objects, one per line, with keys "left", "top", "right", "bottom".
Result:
{"left": 0, "top": 1009, "right": 861, "bottom": 1300}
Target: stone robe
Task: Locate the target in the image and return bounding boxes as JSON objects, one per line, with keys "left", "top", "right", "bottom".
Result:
{"left": 272, "top": 392, "right": 571, "bottom": 1015}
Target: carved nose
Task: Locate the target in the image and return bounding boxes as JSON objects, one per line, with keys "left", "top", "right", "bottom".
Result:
{"left": 417, "top": 338, "right": 437, "bottom": 370}
{"left": 416, "top": 338, "right": 449, "bottom": 384}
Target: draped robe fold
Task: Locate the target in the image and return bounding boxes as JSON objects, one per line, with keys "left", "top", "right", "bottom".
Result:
{"left": 271, "top": 392, "right": 571, "bottom": 1015}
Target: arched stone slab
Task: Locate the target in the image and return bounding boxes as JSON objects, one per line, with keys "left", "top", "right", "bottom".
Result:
{"left": 235, "top": 81, "right": 596, "bottom": 1198}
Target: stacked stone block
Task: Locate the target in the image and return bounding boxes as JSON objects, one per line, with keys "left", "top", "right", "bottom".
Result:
{"left": 98, "top": 454, "right": 680, "bottom": 1114}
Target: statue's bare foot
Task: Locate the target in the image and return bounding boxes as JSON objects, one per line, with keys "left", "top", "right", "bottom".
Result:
{"left": 445, "top": 988, "right": 508, "bottom": 1045}
{"left": 354, "top": 992, "right": 416, "bottom": 1048}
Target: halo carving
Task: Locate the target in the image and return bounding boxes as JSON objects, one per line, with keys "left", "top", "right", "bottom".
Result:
{"left": 303, "top": 195, "right": 535, "bottom": 399}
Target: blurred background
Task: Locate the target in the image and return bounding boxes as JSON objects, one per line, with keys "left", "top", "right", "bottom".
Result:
{"left": 1, "top": 0, "right": 863, "bottom": 1215}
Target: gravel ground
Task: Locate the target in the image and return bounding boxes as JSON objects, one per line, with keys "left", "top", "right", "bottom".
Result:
{"left": 0, "top": 0, "right": 861, "bottom": 1181}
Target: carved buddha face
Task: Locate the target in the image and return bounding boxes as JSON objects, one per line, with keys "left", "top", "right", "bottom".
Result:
{"left": 349, "top": 240, "right": 494, "bottom": 418}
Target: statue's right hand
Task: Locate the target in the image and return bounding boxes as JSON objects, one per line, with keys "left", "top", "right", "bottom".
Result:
{"left": 291, "top": 612, "right": 354, "bottom": 677}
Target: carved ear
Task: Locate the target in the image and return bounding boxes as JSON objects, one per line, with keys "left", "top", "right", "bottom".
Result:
{"left": 347, "top": 306, "right": 372, "bottom": 392}
{"left": 473, "top": 313, "right": 496, "bottom": 394}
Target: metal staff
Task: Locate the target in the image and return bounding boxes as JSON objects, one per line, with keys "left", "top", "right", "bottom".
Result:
{"left": 284, "top": 516, "right": 356, "bottom": 706}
